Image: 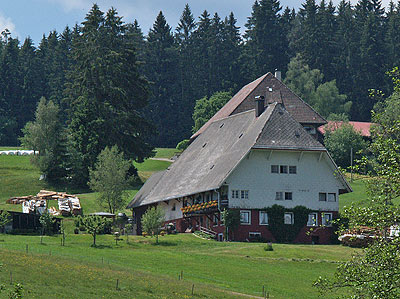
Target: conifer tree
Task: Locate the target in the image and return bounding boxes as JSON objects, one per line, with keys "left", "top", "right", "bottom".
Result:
{"left": 19, "top": 37, "right": 42, "bottom": 126}
{"left": 193, "top": 10, "right": 213, "bottom": 97}
{"left": 144, "top": 11, "right": 181, "bottom": 147}
{"left": 176, "top": 4, "right": 197, "bottom": 139}
{"left": 0, "top": 32, "right": 22, "bottom": 145}
{"left": 221, "top": 12, "right": 243, "bottom": 90}
{"left": 385, "top": 1, "right": 400, "bottom": 69}
{"left": 244, "top": 0, "right": 286, "bottom": 79}
{"left": 65, "top": 4, "right": 154, "bottom": 185}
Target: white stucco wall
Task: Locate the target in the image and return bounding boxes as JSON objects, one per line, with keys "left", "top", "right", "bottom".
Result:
{"left": 225, "top": 149, "right": 344, "bottom": 211}
{"left": 157, "top": 198, "right": 183, "bottom": 222}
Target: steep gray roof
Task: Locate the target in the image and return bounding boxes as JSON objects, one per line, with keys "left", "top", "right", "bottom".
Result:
{"left": 127, "top": 104, "right": 276, "bottom": 209}
{"left": 254, "top": 106, "right": 325, "bottom": 151}
{"left": 191, "top": 72, "right": 327, "bottom": 140}
{"left": 127, "top": 103, "right": 344, "bottom": 209}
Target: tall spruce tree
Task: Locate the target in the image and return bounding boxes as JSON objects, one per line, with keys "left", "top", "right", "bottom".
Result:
{"left": 244, "top": 0, "right": 286, "bottom": 79}
{"left": 0, "top": 32, "right": 22, "bottom": 145}
{"left": 221, "top": 12, "right": 243, "bottom": 91}
{"left": 19, "top": 37, "right": 42, "bottom": 127}
{"left": 316, "top": 0, "right": 337, "bottom": 81}
{"left": 334, "top": 0, "right": 357, "bottom": 99}
{"left": 385, "top": 1, "right": 400, "bottom": 69}
{"left": 193, "top": 10, "right": 213, "bottom": 98}
{"left": 176, "top": 5, "right": 198, "bottom": 142}
{"left": 65, "top": 5, "right": 154, "bottom": 185}
{"left": 351, "top": 0, "right": 386, "bottom": 121}
{"left": 144, "top": 11, "right": 181, "bottom": 147}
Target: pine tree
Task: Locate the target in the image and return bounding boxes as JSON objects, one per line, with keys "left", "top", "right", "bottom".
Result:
{"left": 316, "top": 0, "right": 338, "bottom": 81}
{"left": 176, "top": 4, "right": 198, "bottom": 142}
{"left": 292, "top": 0, "right": 321, "bottom": 70}
{"left": 126, "top": 19, "right": 146, "bottom": 67}
{"left": 193, "top": 10, "right": 213, "bottom": 97}
{"left": 65, "top": 4, "right": 154, "bottom": 185}
{"left": 334, "top": 0, "right": 357, "bottom": 98}
{"left": 385, "top": 1, "right": 400, "bottom": 69}
{"left": 221, "top": 12, "right": 243, "bottom": 90}
{"left": 0, "top": 32, "right": 22, "bottom": 145}
{"left": 351, "top": 0, "right": 386, "bottom": 121}
{"left": 144, "top": 11, "right": 181, "bottom": 147}
{"left": 244, "top": 0, "right": 286, "bottom": 79}
{"left": 19, "top": 37, "right": 42, "bottom": 127}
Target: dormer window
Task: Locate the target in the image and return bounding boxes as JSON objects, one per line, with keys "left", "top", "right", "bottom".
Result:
{"left": 304, "top": 126, "right": 316, "bottom": 134}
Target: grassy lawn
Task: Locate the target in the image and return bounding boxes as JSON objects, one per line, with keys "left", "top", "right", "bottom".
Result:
{"left": 339, "top": 177, "right": 369, "bottom": 209}
{"left": 153, "top": 147, "right": 179, "bottom": 159}
{"left": 0, "top": 149, "right": 171, "bottom": 215}
{"left": 0, "top": 233, "right": 358, "bottom": 298}
{"left": 0, "top": 148, "right": 367, "bottom": 298}
{"left": 134, "top": 158, "right": 171, "bottom": 181}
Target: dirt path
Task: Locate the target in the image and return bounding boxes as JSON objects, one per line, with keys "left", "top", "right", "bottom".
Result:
{"left": 149, "top": 157, "right": 174, "bottom": 162}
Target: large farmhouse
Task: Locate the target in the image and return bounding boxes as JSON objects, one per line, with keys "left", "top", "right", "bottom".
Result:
{"left": 127, "top": 73, "right": 352, "bottom": 244}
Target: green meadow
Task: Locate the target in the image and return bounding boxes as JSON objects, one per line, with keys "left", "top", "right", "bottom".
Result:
{"left": 0, "top": 233, "right": 358, "bottom": 298}
{"left": 0, "top": 148, "right": 366, "bottom": 298}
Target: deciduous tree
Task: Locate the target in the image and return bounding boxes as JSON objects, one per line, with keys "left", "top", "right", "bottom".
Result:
{"left": 89, "top": 146, "right": 131, "bottom": 214}
{"left": 79, "top": 215, "right": 111, "bottom": 247}
{"left": 20, "top": 97, "right": 67, "bottom": 182}
{"left": 315, "top": 68, "right": 400, "bottom": 297}
{"left": 141, "top": 206, "right": 165, "bottom": 244}
{"left": 192, "top": 91, "right": 231, "bottom": 134}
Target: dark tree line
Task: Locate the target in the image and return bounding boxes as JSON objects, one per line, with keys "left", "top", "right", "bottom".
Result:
{"left": 1, "top": 0, "right": 400, "bottom": 149}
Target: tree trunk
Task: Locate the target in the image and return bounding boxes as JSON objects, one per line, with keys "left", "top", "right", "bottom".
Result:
{"left": 93, "top": 233, "right": 96, "bottom": 247}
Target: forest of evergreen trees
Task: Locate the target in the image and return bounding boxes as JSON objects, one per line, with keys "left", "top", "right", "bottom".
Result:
{"left": 0, "top": 0, "right": 399, "bottom": 148}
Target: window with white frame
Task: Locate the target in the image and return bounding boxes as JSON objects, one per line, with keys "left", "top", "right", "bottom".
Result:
{"left": 241, "top": 190, "right": 249, "bottom": 199}
{"left": 307, "top": 212, "right": 318, "bottom": 226}
{"left": 289, "top": 166, "right": 297, "bottom": 174}
{"left": 240, "top": 210, "right": 251, "bottom": 225}
{"left": 232, "top": 190, "right": 249, "bottom": 199}
{"left": 271, "top": 165, "right": 279, "bottom": 173}
{"left": 259, "top": 211, "right": 268, "bottom": 225}
{"left": 285, "top": 192, "right": 293, "bottom": 200}
{"left": 322, "top": 213, "right": 333, "bottom": 226}
{"left": 249, "top": 232, "right": 261, "bottom": 238}
{"left": 319, "top": 192, "right": 327, "bottom": 201}
{"left": 284, "top": 212, "right": 294, "bottom": 224}
{"left": 275, "top": 191, "right": 283, "bottom": 200}
{"left": 280, "top": 165, "right": 288, "bottom": 173}
{"left": 328, "top": 193, "right": 336, "bottom": 202}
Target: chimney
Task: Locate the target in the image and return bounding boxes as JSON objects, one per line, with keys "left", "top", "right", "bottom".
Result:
{"left": 274, "top": 69, "right": 281, "bottom": 81}
{"left": 255, "top": 95, "right": 265, "bottom": 117}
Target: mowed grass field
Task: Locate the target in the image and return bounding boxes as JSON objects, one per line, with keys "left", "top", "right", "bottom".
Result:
{"left": 0, "top": 233, "right": 359, "bottom": 298}
{"left": 0, "top": 148, "right": 177, "bottom": 213}
{"left": 0, "top": 147, "right": 365, "bottom": 298}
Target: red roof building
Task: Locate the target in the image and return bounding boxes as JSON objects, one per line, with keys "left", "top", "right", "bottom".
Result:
{"left": 318, "top": 121, "right": 374, "bottom": 137}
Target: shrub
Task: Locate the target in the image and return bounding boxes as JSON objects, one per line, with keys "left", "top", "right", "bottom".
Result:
{"left": 264, "top": 243, "right": 274, "bottom": 251}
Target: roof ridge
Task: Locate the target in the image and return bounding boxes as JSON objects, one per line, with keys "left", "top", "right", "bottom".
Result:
{"left": 190, "top": 73, "right": 271, "bottom": 140}
{"left": 276, "top": 77, "right": 327, "bottom": 124}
